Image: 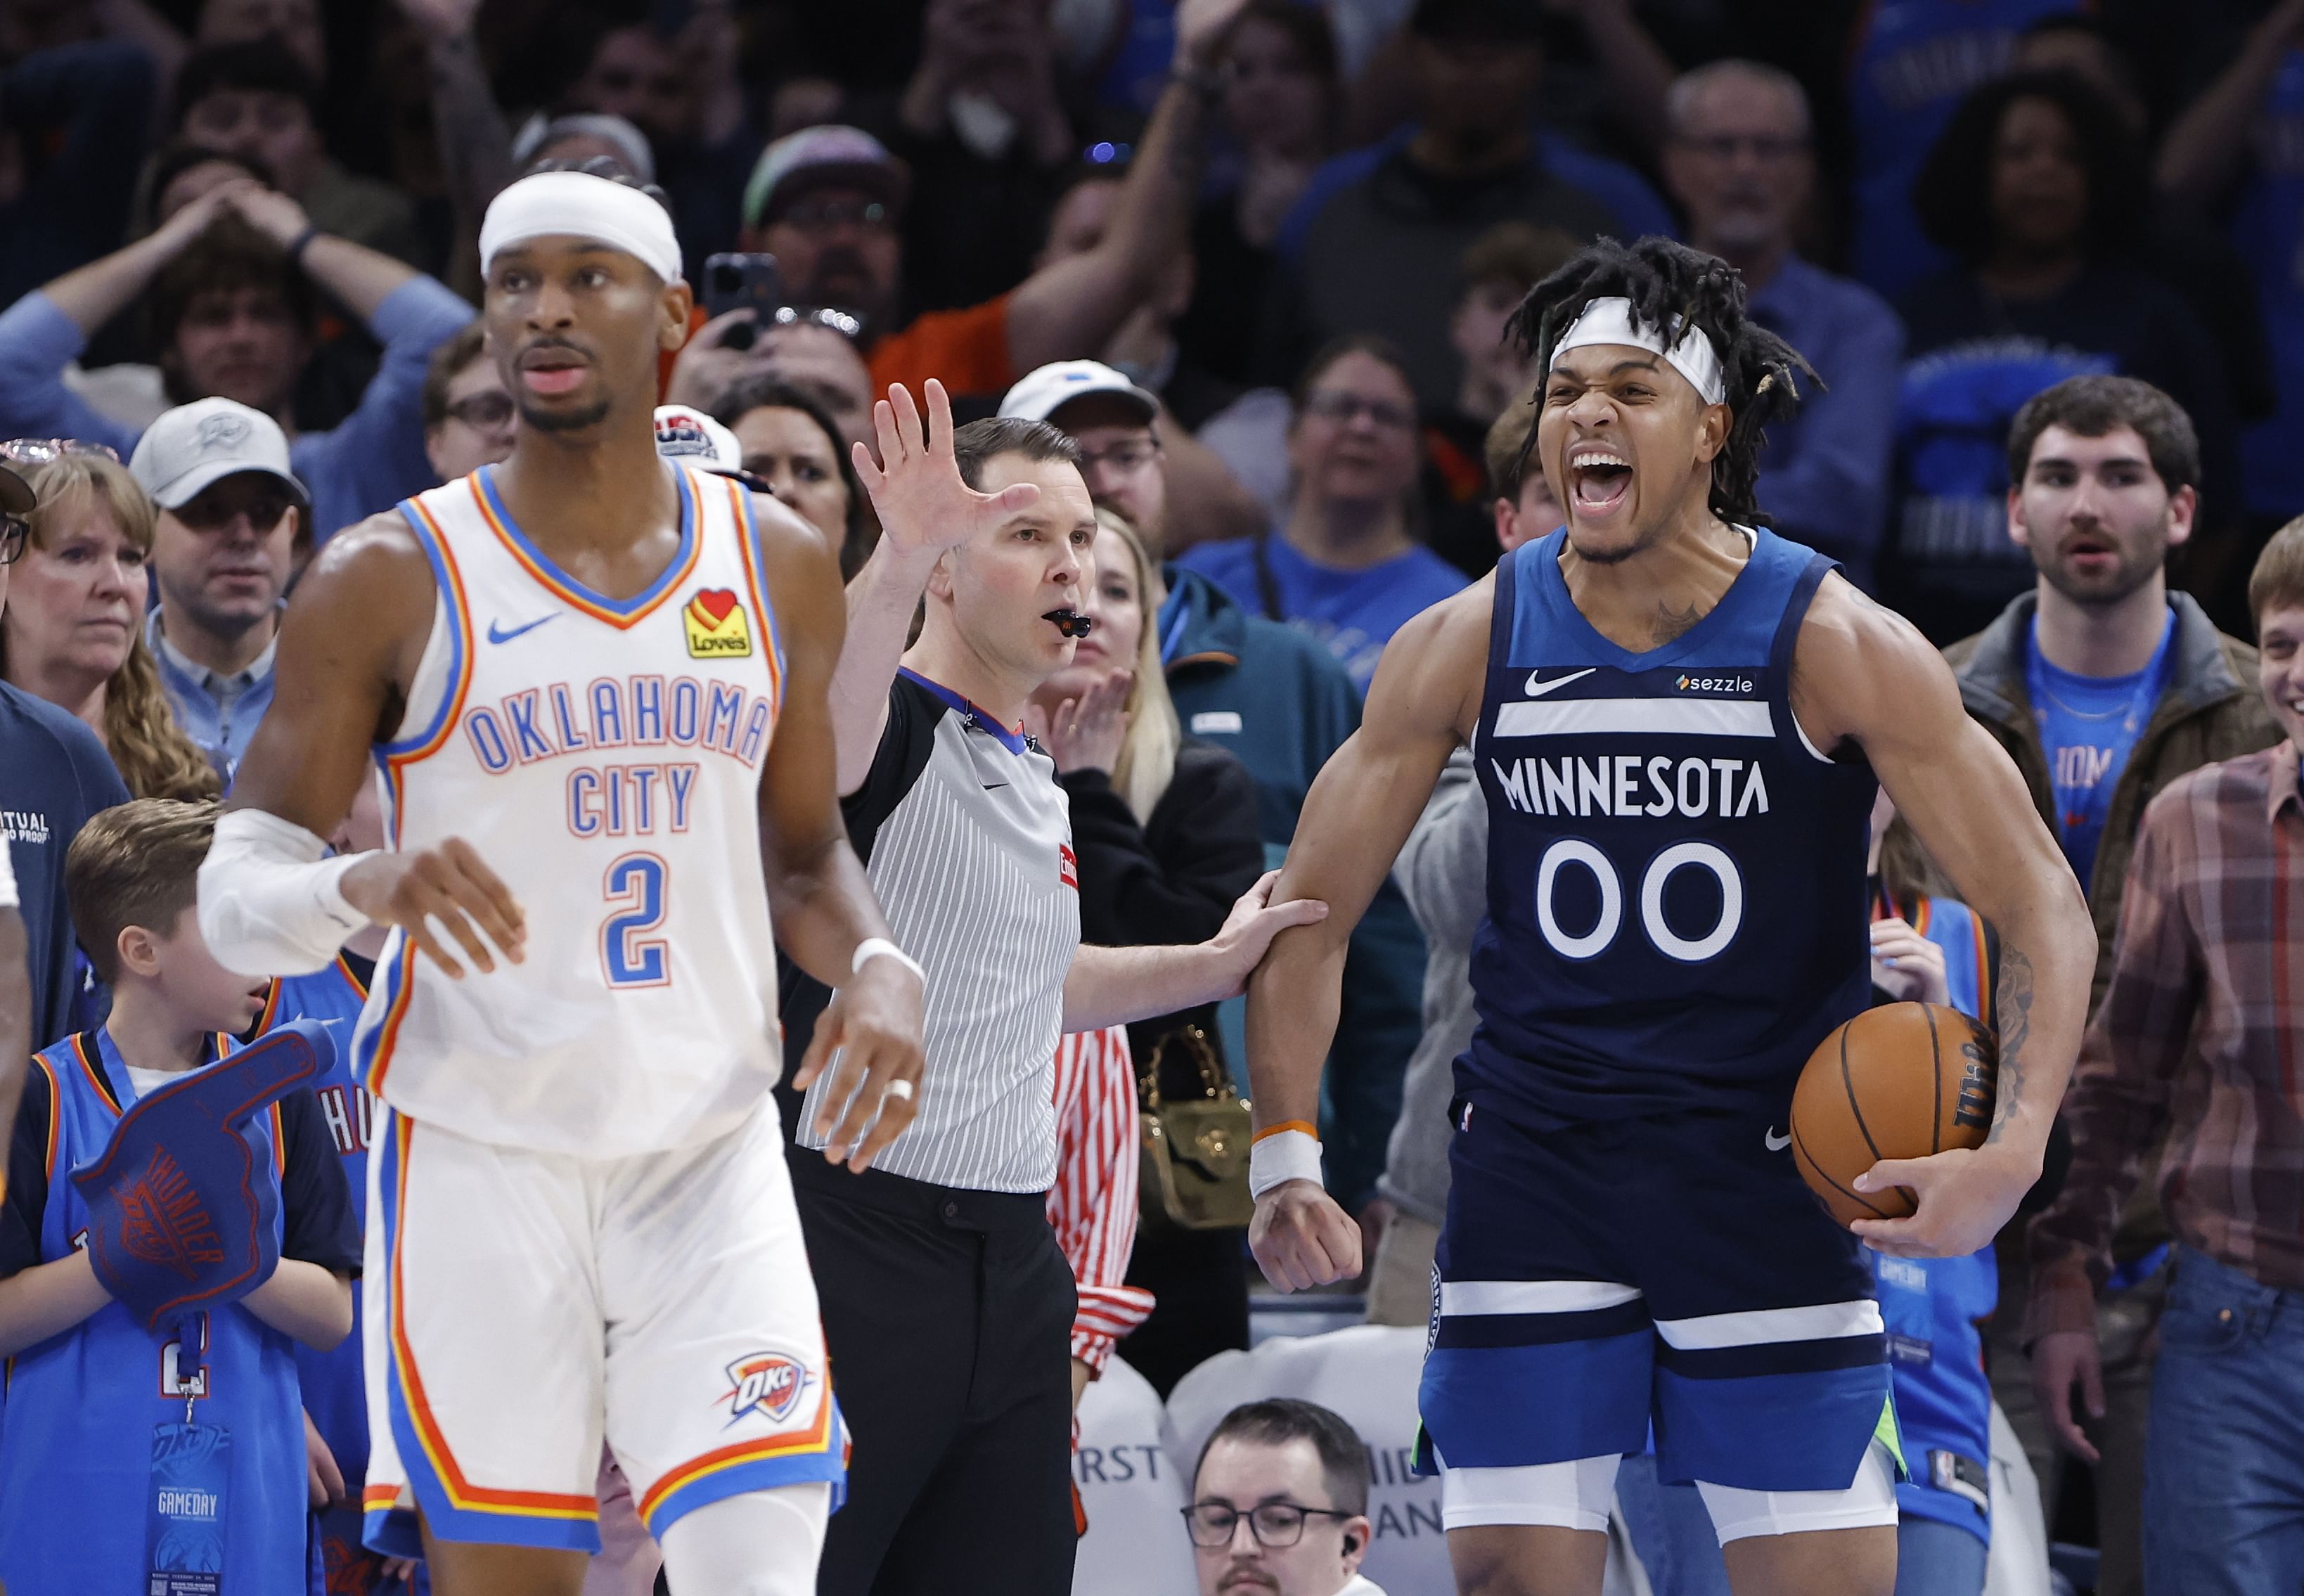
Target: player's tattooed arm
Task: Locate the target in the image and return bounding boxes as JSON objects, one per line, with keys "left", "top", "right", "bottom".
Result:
{"left": 1986, "top": 944, "right": 2037, "bottom": 1147}
{"left": 1796, "top": 574, "right": 2092, "bottom": 1257}
{"left": 1245, "top": 581, "right": 1486, "bottom": 1290}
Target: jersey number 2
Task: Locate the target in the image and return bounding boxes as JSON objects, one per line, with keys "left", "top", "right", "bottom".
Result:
{"left": 601, "top": 853, "right": 670, "bottom": 987}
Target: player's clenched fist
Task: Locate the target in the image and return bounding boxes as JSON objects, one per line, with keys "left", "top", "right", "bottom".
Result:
{"left": 340, "top": 837, "right": 526, "bottom": 979}
{"left": 1250, "top": 1182, "right": 1363, "bottom": 1293}
{"left": 792, "top": 955, "right": 927, "bottom": 1174}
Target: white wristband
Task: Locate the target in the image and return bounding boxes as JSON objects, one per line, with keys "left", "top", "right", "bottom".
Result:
{"left": 1248, "top": 1128, "right": 1323, "bottom": 1199}
{"left": 851, "top": 936, "right": 925, "bottom": 987}
{"left": 0, "top": 835, "right": 15, "bottom": 910}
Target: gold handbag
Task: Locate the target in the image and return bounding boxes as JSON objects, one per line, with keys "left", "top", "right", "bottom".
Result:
{"left": 1137, "top": 1026, "right": 1256, "bottom": 1233}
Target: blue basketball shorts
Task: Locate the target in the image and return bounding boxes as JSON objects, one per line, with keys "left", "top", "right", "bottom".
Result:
{"left": 1418, "top": 1098, "right": 1896, "bottom": 1501}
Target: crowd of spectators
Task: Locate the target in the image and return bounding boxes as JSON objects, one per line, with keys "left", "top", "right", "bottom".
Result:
{"left": 9, "top": 0, "right": 2304, "bottom": 1592}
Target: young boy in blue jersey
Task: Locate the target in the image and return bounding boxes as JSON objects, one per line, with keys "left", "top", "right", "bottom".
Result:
{"left": 1242, "top": 237, "right": 2097, "bottom": 1596}
{"left": 250, "top": 776, "right": 408, "bottom": 1591}
{"left": 0, "top": 797, "right": 359, "bottom": 1595}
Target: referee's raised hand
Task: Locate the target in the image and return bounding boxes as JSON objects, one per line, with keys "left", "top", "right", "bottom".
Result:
{"left": 851, "top": 379, "right": 1042, "bottom": 558}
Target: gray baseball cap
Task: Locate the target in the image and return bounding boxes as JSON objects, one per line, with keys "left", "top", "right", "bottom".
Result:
{"left": 129, "top": 397, "right": 307, "bottom": 510}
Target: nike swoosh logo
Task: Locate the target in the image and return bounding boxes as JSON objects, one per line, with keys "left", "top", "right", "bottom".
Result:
{"left": 1524, "top": 667, "right": 1596, "bottom": 697}
{"left": 1764, "top": 1126, "right": 1791, "bottom": 1152}
{"left": 487, "top": 614, "right": 558, "bottom": 645}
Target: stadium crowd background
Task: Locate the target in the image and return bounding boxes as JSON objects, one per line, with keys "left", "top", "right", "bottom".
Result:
{"left": 4, "top": 0, "right": 2304, "bottom": 1593}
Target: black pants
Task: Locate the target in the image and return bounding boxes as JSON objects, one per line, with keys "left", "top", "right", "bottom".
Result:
{"left": 790, "top": 1151, "right": 1078, "bottom": 1596}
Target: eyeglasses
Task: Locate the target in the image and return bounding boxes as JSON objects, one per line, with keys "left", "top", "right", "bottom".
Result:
{"left": 1076, "top": 438, "right": 1161, "bottom": 475}
{"left": 775, "top": 197, "right": 892, "bottom": 234}
{"left": 769, "top": 304, "right": 864, "bottom": 341}
{"left": 1181, "top": 1502, "right": 1355, "bottom": 1550}
{"left": 1675, "top": 132, "right": 1807, "bottom": 162}
{"left": 444, "top": 392, "right": 516, "bottom": 430}
{"left": 0, "top": 515, "right": 25, "bottom": 565}
{"left": 1, "top": 437, "right": 121, "bottom": 467}
{"left": 172, "top": 486, "right": 298, "bottom": 532}
{"left": 1301, "top": 391, "right": 1417, "bottom": 431}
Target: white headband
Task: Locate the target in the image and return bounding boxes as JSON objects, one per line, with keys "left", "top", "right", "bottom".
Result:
{"left": 1552, "top": 296, "right": 1726, "bottom": 406}
{"left": 479, "top": 170, "right": 683, "bottom": 287}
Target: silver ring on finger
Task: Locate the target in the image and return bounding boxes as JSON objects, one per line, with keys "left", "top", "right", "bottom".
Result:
{"left": 884, "top": 1078, "right": 915, "bottom": 1102}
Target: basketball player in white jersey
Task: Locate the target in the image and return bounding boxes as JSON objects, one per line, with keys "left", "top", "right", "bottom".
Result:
{"left": 197, "top": 169, "right": 929, "bottom": 1596}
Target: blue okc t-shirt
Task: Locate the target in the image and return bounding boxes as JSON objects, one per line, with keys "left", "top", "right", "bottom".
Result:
{"left": 2026, "top": 610, "right": 2174, "bottom": 892}
{"left": 1175, "top": 533, "right": 1466, "bottom": 692}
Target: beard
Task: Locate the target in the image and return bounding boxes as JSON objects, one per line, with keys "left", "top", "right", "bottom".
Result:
{"left": 516, "top": 391, "right": 614, "bottom": 433}
{"left": 2038, "top": 541, "right": 2161, "bottom": 610}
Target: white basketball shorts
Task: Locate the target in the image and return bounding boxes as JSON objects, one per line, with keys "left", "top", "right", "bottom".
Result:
{"left": 359, "top": 1095, "right": 844, "bottom": 1555}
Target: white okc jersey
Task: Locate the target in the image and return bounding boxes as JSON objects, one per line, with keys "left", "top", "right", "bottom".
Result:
{"left": 355, "top": 462, "right": 785, "bottom": 1156}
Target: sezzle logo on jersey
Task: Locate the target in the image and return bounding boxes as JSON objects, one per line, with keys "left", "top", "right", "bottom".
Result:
{"left": 684, "top": 588, "right": 753, "bottom": 658}
{"left": 1674, "top": 674, "right": 1755, "bottom": 694}
{"left": 722, "top": 1351, "right": 813, "bottom": 1427}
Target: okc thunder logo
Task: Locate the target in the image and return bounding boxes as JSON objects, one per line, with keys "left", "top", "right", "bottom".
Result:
{"left": 722, "top": 1351, "right": 812, "bottom": 1427}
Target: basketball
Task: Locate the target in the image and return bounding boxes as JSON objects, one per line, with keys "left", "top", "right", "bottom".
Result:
{"left": 1789, "top": 1003, "right": 1999, "bottom": 1226}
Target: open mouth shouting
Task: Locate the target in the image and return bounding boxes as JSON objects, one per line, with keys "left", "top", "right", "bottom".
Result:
{"left": 1566, "top": 444, "right": 1635, "bottom": 517}
{"left": 1044, "top": 608, "right": 1093, "bottom": 639}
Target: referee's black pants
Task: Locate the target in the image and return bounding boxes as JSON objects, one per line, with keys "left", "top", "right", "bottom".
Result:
{"left": 789, "top": 1151, "right": 1078, "bottom": 1596}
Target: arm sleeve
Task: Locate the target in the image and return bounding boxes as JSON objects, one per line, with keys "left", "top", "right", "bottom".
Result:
{"left": 294, "top": 276, "right": 475, "bottom": 538}
{"left": 1045, "top": 1026, "right": 1154, "bottom": 1373}
{"left": 2023, "top": 799, "right": 2199, "bottom": 1341}
{"left": 1061, "top": 747, "right": 1264, "bottom": 948}
{"left": 274, "top": 1087, "right": 361, "bottom": 1276}
{"left": 1753, "top": 295, "right": 1905, "bottom": 567}
{"left": 0, "top": 290, "right": 140, "bottom": 456}
{"left": 0, "top": 1064, "right": 53, "bottom": 1278}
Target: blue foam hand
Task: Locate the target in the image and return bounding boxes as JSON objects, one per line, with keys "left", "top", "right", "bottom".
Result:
{"left": 70, "top": 1020, "right": 333, "bottom": 1331}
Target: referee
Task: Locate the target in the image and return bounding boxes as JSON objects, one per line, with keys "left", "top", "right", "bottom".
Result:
{"left": 778, "top": 380, "right": 1321, "bottom": 1596}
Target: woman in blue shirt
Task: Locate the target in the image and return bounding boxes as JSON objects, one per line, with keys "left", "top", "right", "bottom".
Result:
{"left": 1176, "top": 335, "right": 1466, "bottom": 692}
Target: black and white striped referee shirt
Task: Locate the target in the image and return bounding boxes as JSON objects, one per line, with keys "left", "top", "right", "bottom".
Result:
{"left": 782, "top": 669, "right": 1079, "bottom": 1192}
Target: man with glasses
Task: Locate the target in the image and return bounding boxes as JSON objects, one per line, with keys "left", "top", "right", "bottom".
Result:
{"left": 0, "top": 455, "right": 132, "bottom": 1048}
{"left": 420, "top": 321, "right": 517, "bottom": 482}
{"left": 1187, "top": 1400, "right": 1386, "bottom": 1596}
{"left": 128, "top": 397, "right": 309, "bottom": 779}
{"left": 1659, "top": 60, "right": 1903, "bottom": 588}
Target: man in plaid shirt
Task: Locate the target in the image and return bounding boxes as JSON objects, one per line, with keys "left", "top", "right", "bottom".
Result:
{"left": 2026, "top": 518, "right": 2304, "bottom": 1595}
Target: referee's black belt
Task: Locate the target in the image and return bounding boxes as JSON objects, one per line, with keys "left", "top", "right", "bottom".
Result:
{"left": 786, "top": 1146, "right": 1051, "bottom": 1231}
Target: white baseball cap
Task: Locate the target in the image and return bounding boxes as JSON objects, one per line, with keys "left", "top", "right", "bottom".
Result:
{"left": 998, "top": 360, "right": 1159, "bottom": 428}
{"left": 653, "top": 405, "right": 743, "bottom": 475}
{"left": 129, "top": 397, "right": 305, "bottom": 510}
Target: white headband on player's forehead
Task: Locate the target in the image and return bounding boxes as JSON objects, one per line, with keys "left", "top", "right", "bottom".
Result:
{"left": 479, "top": 170, "right": 683, "bottom": 286}
{"left": 1551, "top": 295, "right": 1727, "bottom": 406}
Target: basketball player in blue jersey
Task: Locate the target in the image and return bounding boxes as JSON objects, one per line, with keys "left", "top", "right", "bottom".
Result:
{"left": 1242, "top": 237, "right": 2097, "bottom": 1596}
{"left": 197, "top": 168, "right": 929, "bottom": 1596}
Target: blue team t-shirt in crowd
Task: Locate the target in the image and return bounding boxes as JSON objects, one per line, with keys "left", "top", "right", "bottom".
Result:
{"left": 0, "top": 680, "right": 131, "bottom": 1047}
{"left": 1175, "top": 533, "right": 1467, "bottom": 692}
{"left": 2026, "top": 607, "right": 2175, "bottom": 890}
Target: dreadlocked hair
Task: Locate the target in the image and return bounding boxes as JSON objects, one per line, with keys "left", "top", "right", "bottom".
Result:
{"left": 1502, "top": 236, "right": 1817, "bottom": 529}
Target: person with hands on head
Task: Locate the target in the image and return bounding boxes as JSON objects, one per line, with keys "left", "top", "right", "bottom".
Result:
{"left": 1240, "top": 237, "right": 2092, "bottom": 1596}
{"left": 0, "top": 174, "right": 475, "bottom": 543}
{"left": 194, "top": 167, "right": 924, "bottom": 1596}
{"left": 794, "top": 376, "right": 1323, "bottom": 1596}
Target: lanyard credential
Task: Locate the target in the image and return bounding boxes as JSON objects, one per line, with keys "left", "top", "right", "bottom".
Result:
{"left": 148, "top": 1312, "right": 233, "bottom": 1592}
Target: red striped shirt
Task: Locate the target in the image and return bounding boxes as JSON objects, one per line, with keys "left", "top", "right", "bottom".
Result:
{"left": 1047, "top": 1026, "right": 1155, "bottom": 1371}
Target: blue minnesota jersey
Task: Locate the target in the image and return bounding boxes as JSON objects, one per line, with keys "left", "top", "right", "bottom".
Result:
{"left": 257, "top": 954, "right": 380, "bottom": 1585}
{"left": 0, "top": 1030, "right": 312, "bottom": 1595}
{"left": 1465, "top": 529, "right": 1878, "bottom": 1126}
